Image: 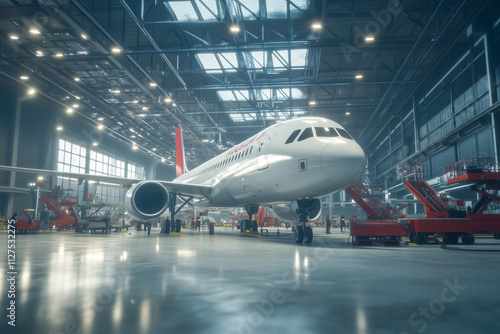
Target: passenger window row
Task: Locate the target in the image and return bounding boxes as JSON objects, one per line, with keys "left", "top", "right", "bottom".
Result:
{"left": 201, "top": 146, "right": 254, "bottom": 174}
{"left": 285, "top": 126, "right": 353, "bottom": 144}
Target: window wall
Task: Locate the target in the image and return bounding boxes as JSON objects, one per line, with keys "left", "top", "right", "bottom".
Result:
{"left": 57, "top": 138, "right": 86, "bottom": 201}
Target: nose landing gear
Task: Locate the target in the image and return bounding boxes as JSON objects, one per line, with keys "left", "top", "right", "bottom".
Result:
{"left": 293, "top": 199, "right": 320, "bottom": 244}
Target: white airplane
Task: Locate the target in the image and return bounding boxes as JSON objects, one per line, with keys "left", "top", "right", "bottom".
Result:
{"left": 0, "top": 117, "right": 366, "bottom": 243}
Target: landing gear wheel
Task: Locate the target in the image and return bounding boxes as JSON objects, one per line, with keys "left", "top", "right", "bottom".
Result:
{"left": 175, "top": 219, "right": 181, "bottom": 232}
{"left": 251, "top": 220, "right": 258, "bottom": 232}
{"left": 461, "top": 233, "right": 475, "bottom": 245}
{"left": 303, "top": 226, "right": 313, "bottom": 243}
{"left": 409, "top": 231, "right": 416, "bottom": 243}
{"left": 241, "top": 220, "right": 250, "bottom": 232}
{"left": 294, "top": 226, "right": 304, "bottom": 244}
{"left": 443, "top": 232, "right": 459, "bottom": 245}
{"left": 415, "top": 232, "right": 428, "bottom": 245}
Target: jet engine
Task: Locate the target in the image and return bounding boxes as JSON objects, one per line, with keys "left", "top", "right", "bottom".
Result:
{"left": 272, "top": 199, "right": 322, "bottom": 222}
{"left": 125, "top": 181, "right": 169, "bottom": 220}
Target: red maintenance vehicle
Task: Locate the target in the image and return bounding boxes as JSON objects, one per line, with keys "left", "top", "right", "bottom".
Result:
{"left": 399, "top": 158, "right": 500, "bottom": 245}
{"left": 15, "top": 208, "right": 40, "bottom": 234}
{"left": 347, "top": 180, "right": 404, "bottom": 246}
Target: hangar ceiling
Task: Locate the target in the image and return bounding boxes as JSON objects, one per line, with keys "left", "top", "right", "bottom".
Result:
{"left": 0, "top": 0, "right": 490, "bottom": 166}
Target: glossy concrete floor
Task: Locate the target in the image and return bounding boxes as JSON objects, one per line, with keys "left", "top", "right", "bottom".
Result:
{"left": 1, "top": 227, "right": 500, "bottom": 334}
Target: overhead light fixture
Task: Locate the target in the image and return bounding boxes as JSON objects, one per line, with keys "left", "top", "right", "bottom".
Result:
{"left": 114, "top": 90, "right": 120, "bottom": 94}
{"left": 164, "top": 97, "right": 172, "bottom": 103}
{"left": 132, "top": 100, "right": 139, "bottom": 104}
{"left": 172, "top": 103, "right": 177, "bottom": 107}
{"left": 111, "top": 47, "right": 122, "bottom": 53}
{"left": 74, "top": 77, "right": 80, "bottom": 82}
{"left": 312, "top": 22, "right": 322, "bottom": 30}
{"left": 37, "top": 176, "right": 44, "bottom": 181}
{"left": 9, "top": 35, "right": 19, "bottom": 40}
{"left": 130, "top": 135, "right": 136, "bottom": 139}
{"left": 365, "top": 36, "right": 375, "bottom": 42}
{"left": 132, "top": 145, "right": 139, "bottom": 150}
{"left": 27, "top": 88, "right": 36, "bottom": 95}
{"left": 75, "top": 96, "right": 81, "bottom": 100}
{"left": 29, "top": 28, "right": 41, "bottom": 35}
{"left": 355, "top": 74, "right": 363, "bottom": 79}
{"left": 81, "top": 34, "right": 88, "bottom": 40}
{"left": 161, "top": 157, "right": 166, "bottom": 163}
{"left": 97, "top": 124, "right": 104, "bottom": 130}
{"left": 35, "top": 50, "right": 43, "bottom": 57}
{"left": 149, "top": 82, "right": 157, "bottom": 87}
{"left": 202, "top": 139, "right": 209, "bottom": 143}
{"left": 346, "top": 112, "right": 351, "bottom": 115}
{"left": 92, "top": 142, "right": 98, "bottom": 146}
{"left": 55, "top": 53, "right": 64, "bottom": 57}
{"left": 309, "top": 100, "right": 317, "bottom": 105}
{"left": 66, "top": 108, "right": 74, "bottom": 114}
{"left": 20, "top": 76, "right": 29, "bottom": 80}
{"left": 72, "top": 104, "right": 79, "bottom": 108}
{"left": 97, "top": 117, "right": 104, "bottom": 121}
{"left": 152, "top": 148, "right": 157, "bottom": 151}
{"left": 56, "top": 126, "right": 63, "bottom": 131}
{"left": 141, "top": 106, "right": 148, "bottom": 110}
{"left": 229, "top": 24, "right": 240, "bottom": 33}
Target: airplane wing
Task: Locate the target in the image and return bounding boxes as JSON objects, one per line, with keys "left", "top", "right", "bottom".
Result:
{"left": 0, "top": 165, "right": 213, "bottom": 199}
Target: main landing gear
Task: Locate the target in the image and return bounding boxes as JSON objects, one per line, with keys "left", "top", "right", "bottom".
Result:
{"left": 240, "top": 205, "right": 259, "bottom": 232}
{"left": 167, "top": 193, "right": 193, "bottom": 233}
{"left": 293, "top": 199, "right": 320, "bottom": 244}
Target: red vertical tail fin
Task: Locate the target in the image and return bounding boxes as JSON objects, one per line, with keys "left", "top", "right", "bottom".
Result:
{"left": 175, "top": 126, "right": 188, "bottom": 178}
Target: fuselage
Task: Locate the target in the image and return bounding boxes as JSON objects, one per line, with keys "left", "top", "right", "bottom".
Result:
{"left": 174, "top": 117, "right": 366, "bottom": 207}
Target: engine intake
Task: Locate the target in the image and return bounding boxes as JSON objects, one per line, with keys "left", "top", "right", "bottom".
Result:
{"left": 125, "top": 181, "right": 169, "bottom": 220}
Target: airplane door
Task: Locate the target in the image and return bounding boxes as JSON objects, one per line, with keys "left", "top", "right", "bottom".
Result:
{"left": 257, "top": 132, "right": 271, "bottom": 170}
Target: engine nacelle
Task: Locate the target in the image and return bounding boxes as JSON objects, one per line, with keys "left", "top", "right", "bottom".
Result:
{"left": 125, "top": 181, "right": 169, "bottom": 220}
{"left": 272, "top": 199, "right": 322, "bottom": 223}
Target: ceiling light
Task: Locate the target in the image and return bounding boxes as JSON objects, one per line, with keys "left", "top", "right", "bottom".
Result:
{"left": 55, "top": 53, "right": 64, "bottom": 57}
{"left": 346, "top": 112, "right": 351, "bottom": 115}
{"left": 92, "top": 142, "right": 98, "bottom": 146}
{"left": 312, "top": 22, "right": 322, "bottom": 30}
{"left": 20, "top": 76, "right": 29, "bottom": 80}
{"left": 111, "top": 47, "right": 122, "bottom": 53}
{"left": 309, "top": 100, "right": 316, "bottom": 105}
{"left": 72, "top": 104, "right": 79, "bottom": 108}
{"left": 149, "top": 82, "right": 157, "bottom": 87}
{"left": 164, "top": 97, "right": 172, "bottom": 103}
{"left": 132, "top": 145, "right": 139, "bottom": 150}
{"left": 161, "top": 157, "right": 166, "bottom": 163}
{"left": 56, "top": 126, "right": 63, "bottom": 131}
{"left": 152, "top": 148, "right": 157, "bottom": 151}
{"left": 66, "top": 108, "right": 74, "bottom": 114}
{"left": 9, "top": 35, "right": 19, "bottom": 40}
{"left": 37, "top": 176, "right": 44, "bottom": 181}
{"left": 131, "top": 135, "right": 136, "bottom": 138}
{"left": 365, "top": 36, "right": 375, "bottom": 42}
{"left": 138, "top": 114, "right": 146, "bottom": 117}
{"left": 97, "top": 117, "right": 104, "bottom": 121}
{"left": 75, "top": 96, "right": 81, "bottom": 100}
{"left": 27, "top": 88, "right": 36, "bottom": 95}
{"left": 202, "top": 139, "right": 209, "bottom": 143}
{"left": 229, "top": 25, "right": 240, "bottom": 33}
{"left": 172, "top": 103, "right": 177, "bottom": 107}
{"left": 97, "top": 124, "right": 104, "bottom": 130}
{"left": 141, "top": 106, "right": 148, "bottom": 110}
{"left": 132, "top": 100, "right": 139, "bottom": 104}
{"left": 114, "top": 90, "right": 120, "bottom": 94}
{"left": 35, "top": 50, "right": 43, "bottom": 57}
{"left": 74, "top": 77, "right": 80, "bottom": 82}
{"left": 29, "top": 28, "right": 41, "bottom": 35}
{"left": 355, "top": 74, "right": 363, "bottom": 79}
{"left": 81, "top": 34, "right": 88, "bottom": 40}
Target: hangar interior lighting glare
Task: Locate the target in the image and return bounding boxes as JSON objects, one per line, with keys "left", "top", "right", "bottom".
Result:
{"left": 365, "top": 36, "right": 375, "bottom": 42}
{"left": 346, "top": 112, "right": 351, "bottom": 115}
{"left": 149, "top": 82, "right": 157, "bottom": 87}
{"left": 27, "top": 88, "right": 36, "bottom": 95}
{"left": 111, "top": 47, "right": 122, "bottom": 53}
{"left": 355, "top": 74, "right": 363, "bottom": 79}
{"left": 229, "top": 25, "right": 240, "bottom": 33}
{"left": 36, "top": 50, "right": 43, "bottom": 57}
{"left": 72, "top": 104, "right": 79, "bottom": 108}
{"left": 20, "top": 76, "right": 29, "bottom": 80}
{"left": 92, "top": 142, "right": 98, "bottom": 146}
{"left": 37, "top": 176, "right": 44, "bottom": 181}
{"left": 132, "top": 145, "right": 139, "bottom": 150}
{"left": 164, "top": 97, "right": 172, "bottom": 103}
{"left": 56, "top": 126, "right": 63, "bottom": 131}
{"left": 81, "top": 34, "right": 88, "bottom": 39}
{"left": 312, "top": 22, "right": 322, "bottom": 30}
{"left": 55, "top": 53, "right": 64, "bottom": 57}
{"left": 29, "top": 28, "right": 41, "bottom": 35}
{"left": 97, "top": 117, "right": 104, "bottom": 121}
{"left": 9, "top": 34, "right": 19, "bottom": 40}
{"left": 152, "top": 148, "right": 157, "bottom": 151}
{"left": 161, "top": 158, "right": 166, "bottom": 163}
{"left": 66, "top": 108, "right": 74, "bottom": 114}
{"left": 142, "top": 106, "right": 148, "bottom": 110}
{"left": 97, "top": 124, "right": 104, "bottom": 130}
{"left": 74, "top": 77, "right": 80, "bottom": 82}
{"left": 309, "top": 100, "right": 317, "bottom": 105}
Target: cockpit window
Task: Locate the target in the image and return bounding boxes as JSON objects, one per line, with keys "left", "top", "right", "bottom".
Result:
{"left": 336, "top": 128, "right": 353, "bottom": 140}
{"left": 315, "top": 127, "right": 339, "bottom": 138}
{"left": 285, "top": 129, "right": 301, "bottom": 144}
{"left": 298, "top": 127, "right": 313, "bottom": 142}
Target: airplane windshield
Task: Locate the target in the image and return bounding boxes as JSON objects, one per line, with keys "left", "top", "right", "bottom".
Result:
{"left": 315, "top": 127, "right": 339, "bottom": 137}
{"left": 298, "top": 127, "right": 313, "bottom": 142}
{"left": 285, "top": 129, "right": 301, "bottom": 144}
{"left": 336, "top": 128, "right": 353, "bottom": 140}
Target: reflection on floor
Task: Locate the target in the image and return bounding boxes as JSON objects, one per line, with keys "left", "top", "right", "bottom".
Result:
{"left": 1, "top": 227, "right": 500, "bottom": 334}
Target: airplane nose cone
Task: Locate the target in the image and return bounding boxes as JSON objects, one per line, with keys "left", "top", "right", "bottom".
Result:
{"left": 321, "top": 142, "right": 366, "bottom": 184}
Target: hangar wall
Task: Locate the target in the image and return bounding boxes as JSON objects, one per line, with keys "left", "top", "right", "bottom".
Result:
{"left": 367, "top": 11, "right": 500, "bottom": 197}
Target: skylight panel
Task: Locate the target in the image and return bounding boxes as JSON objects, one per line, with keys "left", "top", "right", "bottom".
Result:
{"left": 257, "top": 89, "right": 272, "bottom": 100}
{"left": 195, "top": 0, "right": 218, "bottom": 20}
{"left": 170, "top": 1, "right": 199, "bottom": 21}
{"left": 272, "top": 50, "right": 289, "bottom": 71}
{"left": 218, "top": 90, "right": 236, "bottom": 101}
{"left": 291, "top": 88, "right": 306, "bottom": 99}
{"left": 218, "top": 53, "right": 238, "bottom": 72}
{"left": 249, "top": 51, "right": 266, "bottom": 69}
{"left": 197, "top": 53, "right": 222, "bottom": 72}
{"left": 267, "top": 0, "right": 308, "bottom": 18}
{"left": 290, "top": 49, "right": 307, "bottom": 67}
{"left": 234, "top": 90, "right": 249, "bottom": 101}
{"left": 276, "top": 88, "right": 290, "bottom": 100}
{"left": 230, "top": 114, "right": 244, "bottom": 122}
{"left": 232, "top": 0, "right": 260, "bottom": 19}
{"left": 246, "top": 113, "right": 257, "bottom": 121}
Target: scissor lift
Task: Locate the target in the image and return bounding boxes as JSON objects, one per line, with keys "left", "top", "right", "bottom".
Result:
{"left": 346, "top": 180, "right": 403, "bottom": 246}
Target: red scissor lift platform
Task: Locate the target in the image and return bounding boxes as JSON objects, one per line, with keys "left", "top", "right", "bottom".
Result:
{"left": 347, "top": 181, "right": 403, "bottom": 246}
{"left": 399, "top": 158, "right": 500, "bottom": 245}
